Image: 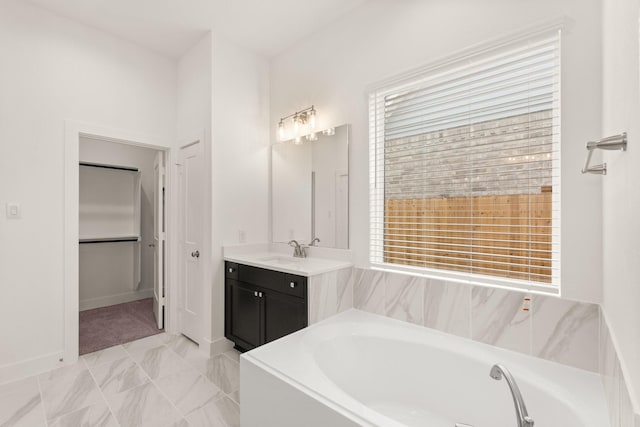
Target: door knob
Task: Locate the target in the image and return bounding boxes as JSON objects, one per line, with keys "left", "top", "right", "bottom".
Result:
{"left": 191, "top": 250, "right": 200, "bottom": 258}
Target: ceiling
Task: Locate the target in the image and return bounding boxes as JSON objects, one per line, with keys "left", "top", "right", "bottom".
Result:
{"left": 27, "top": 0, "right": 367, "bottom": 59}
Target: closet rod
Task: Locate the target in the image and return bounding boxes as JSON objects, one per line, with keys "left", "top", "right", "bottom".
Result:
{"left": 79, "top": 237, "right": 140, "bottom": 244}
{"left": 79, "top": 161, "right": 139, "bottom": 172}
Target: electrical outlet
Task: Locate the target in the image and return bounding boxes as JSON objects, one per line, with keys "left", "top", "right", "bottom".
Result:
{"left": 238, "top": 229, "right": 246, "bottom": 243}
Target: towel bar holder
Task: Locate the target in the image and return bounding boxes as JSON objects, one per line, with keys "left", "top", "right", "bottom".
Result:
{"left": 581, "top": 132, "right": 627, "bottom": 175}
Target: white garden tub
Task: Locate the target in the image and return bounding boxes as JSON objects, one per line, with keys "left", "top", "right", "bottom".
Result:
{"left": 241, "top": 309, "right": 609, "bottom": 427}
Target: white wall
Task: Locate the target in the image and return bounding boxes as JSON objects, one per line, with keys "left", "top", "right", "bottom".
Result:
{"left": 174, "top": 31, "right": 271, "bottom": 352}
{"left": 177, "top": 35, "right": 212, "bottom": 145}
{"left": 602, "top": 0, "right": 640, "bottom": 407}
{"left": 0, "top": 0, "right": 176, "bottom": 380}
{"left": 270, "top": 0, "right": 603, "bottom": 303}
{"left": 211, "top": 34, "right": 270, "bottom": 341}
{"left": 78, "top": 138, "right": 160, "bottom": 310}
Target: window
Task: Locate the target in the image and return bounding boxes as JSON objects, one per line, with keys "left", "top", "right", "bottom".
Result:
{"left": 369, "top": 30, "right": 561, "bottom": 293}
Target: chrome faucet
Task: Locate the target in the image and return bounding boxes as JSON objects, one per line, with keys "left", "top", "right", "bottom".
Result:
{"left": 489, "top": 364, "right": 534, "bottom": 427}
{"left": 288, "top": 240, "right": 306, "bottom": 258}
{"left": 309, "top": 237, "right": 320, "bottom": 246}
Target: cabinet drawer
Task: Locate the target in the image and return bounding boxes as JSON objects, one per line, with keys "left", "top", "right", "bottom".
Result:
{"left": 239, "top": 264, "right": 306, "bottom": 299}
{"left": 225, "top": 262, "right": 239, "bottom": 280}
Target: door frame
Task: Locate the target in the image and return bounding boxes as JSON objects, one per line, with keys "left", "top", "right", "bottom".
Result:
{"left": 63, "top": 120, "right": 177, "bottom": 364}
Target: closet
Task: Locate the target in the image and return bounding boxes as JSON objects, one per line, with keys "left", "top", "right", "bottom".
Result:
{"left": 78, "top": 137, "right": 164, "bottom": 355}
{"left": 79, "top": 162, "right": 142, "bottom": 302}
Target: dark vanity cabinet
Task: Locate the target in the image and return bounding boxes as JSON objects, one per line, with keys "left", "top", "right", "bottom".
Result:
{"left": 224, "top": 261, "right": 308, "bottom": 351}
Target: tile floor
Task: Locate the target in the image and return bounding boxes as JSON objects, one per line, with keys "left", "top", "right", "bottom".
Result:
{"left": 0, "top": 333, "right": 241, "bottom": 427}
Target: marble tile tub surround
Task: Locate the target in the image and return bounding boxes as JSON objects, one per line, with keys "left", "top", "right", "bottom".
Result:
{"left": 346, "top": 267, "right": 640, "bottom": 425}
{"left": 0, "top": 333, "right": 241, "bottom": 427}
{"left": 600, "top": 310, "right": 640, "bottom": 427}
{"left": 308, "top": 267, "right": 354, "bottom": 324}
{"left": 348, "top": 268, "right": 600, "bottom": 372}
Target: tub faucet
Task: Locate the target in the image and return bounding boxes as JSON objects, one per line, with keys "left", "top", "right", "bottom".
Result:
{"left": 489, "top": 364, "right": 534, "bottom": 427}
{"left": 288, "top": 240, "right": 306, "bottom": 258}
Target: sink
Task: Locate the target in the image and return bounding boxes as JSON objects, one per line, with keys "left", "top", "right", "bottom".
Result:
{"left": 257, "top": 255, "right": 301, "bottom": 265}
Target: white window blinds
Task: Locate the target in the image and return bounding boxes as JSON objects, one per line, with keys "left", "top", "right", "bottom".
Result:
{"left": 369, "top": 30, "right": 561, "bottom": 292}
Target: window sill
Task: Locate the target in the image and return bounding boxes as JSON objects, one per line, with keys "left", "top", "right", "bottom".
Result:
{"left": 369, "top": 262, "right": 560, "bottom": 296}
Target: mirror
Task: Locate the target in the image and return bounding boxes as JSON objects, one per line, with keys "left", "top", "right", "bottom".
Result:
{"left": 272, "top": 124, "right": 349, "bottom": 249}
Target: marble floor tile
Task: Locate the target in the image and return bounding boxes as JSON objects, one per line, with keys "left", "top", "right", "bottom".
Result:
{"left": 48, "top": 400, "right": 117, "bottom": 427}
{"left": 0, "top": 377, "right": 46, "bottom": 427}
{"left": 3, "top": 336, "right": 245, "bottom": 427}
{"left": 154, "top": 366, "right": 224, "bottom": 416}
{"left": 620, "top": 379, "right": 634, "bottom": 427}
{"left": 39, "top": 368, "right": 103, "bottom": 421}
{"left": 83, "top": 346, "right": 129, "bottom": 368}
{"left": 38, "top": 359, "right": 87, "bottom": 382}
{"left": 130, "top": 345, "right": 192, "bottom": 380}
{"left": 185, "top": 397, "right": 240, "bottom": 427}
{"left": 167, "top": 419, "right": 191, "bottom": 427}
{"left": 0, "top": 377, "right": 39, "bottom": 397}
{"left": 122, "top": 334, "right": 165, "bottom": 355}
{"left": 194, "top": 355, "right": 239, "bottom": 394}
{"left": 222, "top": 350, "right": 240, "bottom": 363}
{"left": 90, "top": 356, "right": 149, "bottom": 396}
{"left": 162, "top": 334, "right": 200, "bottom": 360}
{"left": 106, "top": 382, "right": 182, "bottom": 427}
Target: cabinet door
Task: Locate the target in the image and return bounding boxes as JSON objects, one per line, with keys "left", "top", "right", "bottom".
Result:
{"left": 225, "top": 280, "right": 263, "bottom": 350}
{"left": 264, "top": 291, "right": 307, "bottom": 344}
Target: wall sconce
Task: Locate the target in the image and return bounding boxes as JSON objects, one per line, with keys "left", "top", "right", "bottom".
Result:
{"left": 277, "top": 106, "right": 317, "bottom": 144}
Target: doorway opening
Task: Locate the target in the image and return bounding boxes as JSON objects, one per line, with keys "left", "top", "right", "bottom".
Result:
{"left": 77, "top": 135, "right": 168, "bottom": 355}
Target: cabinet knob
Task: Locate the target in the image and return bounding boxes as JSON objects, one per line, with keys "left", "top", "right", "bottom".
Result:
{"left": 258, "top": 292, "right": 263, "bottom": 298}
{"left": 254, "top": 291, "right": 258, "bottom": 297}
{"left": 289, "top": 281, "right": 296, "bottom": 288}
{"left": 228, "top": 267, "right": 234, "bottom": 273}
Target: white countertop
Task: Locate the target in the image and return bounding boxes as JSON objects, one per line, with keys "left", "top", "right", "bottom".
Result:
{"left": 223, "top": 251, "right": 352, "bottom": 277}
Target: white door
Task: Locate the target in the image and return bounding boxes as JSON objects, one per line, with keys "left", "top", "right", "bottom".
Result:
{"left": 179, "top": 141, "right": 205, "bottom": 343}
{"left": 152, "top": 152, "right": 165, "bottom": 329}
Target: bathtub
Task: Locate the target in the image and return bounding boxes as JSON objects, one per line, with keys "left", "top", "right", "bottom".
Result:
{"left": 240, "top": 309, "right": 609, "bottom": 427}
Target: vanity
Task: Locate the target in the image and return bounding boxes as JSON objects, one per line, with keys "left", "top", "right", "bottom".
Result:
{"left": 224, "top": 260, "right": 307, "bottom": 352}
{"left": 224, "top": 254, "right": 352, "bottom": 351}
{"left": 225, "top": 124, "right": 351, "bottom": 352}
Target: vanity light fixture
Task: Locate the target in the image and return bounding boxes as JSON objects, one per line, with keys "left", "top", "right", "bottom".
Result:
{"left": 277, "top": 106, "right": 317, "bottom": 143}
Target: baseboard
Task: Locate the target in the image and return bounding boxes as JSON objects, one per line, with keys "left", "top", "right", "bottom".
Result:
{"left": 79, "top": 288, "right": 154, "bottom": 311}
{"left": 0, "top": 351, "right": 65, "bottom": 385}
{"left": 199, "top": 336, "right": 234, "bottom": 358}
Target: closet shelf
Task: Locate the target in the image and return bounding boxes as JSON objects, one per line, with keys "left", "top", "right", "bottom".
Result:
{"left": 79, "top": 236, "right": 141, "bottom": 244}
{"left": 79, "top": 161, "right": 139, "bottom": 172}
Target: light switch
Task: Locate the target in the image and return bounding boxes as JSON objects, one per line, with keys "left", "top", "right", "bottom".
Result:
{"left": 6, "top": 202, "right": 21, "bottom": 219}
